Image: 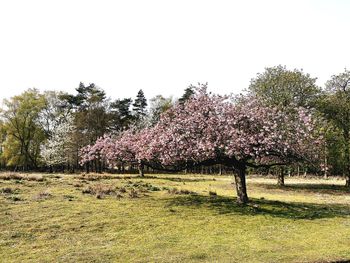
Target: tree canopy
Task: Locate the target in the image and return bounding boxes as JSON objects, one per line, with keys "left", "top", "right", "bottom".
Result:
{"left": 81, "top": 85, "right": 323, "bottom": 203}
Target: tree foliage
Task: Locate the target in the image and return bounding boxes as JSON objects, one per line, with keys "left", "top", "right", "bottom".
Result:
{"left": 318, "top": 69, "right": 350, "bottom": 186}
{"left": 249, "top": 65, "right": 320, "bottom": 109}
{"left": 132, "top": 89, "right": 148, "bottom": 120}
{"left": 81, "top": 85, "right": 323, "bottom": 203}
{"left": 40, "top": 114, "right": 75, "bottom": 167}
{"left": 148, "top": 95, "right": 173, "bottom": 125}
{"left": 179, "top": 85, "right": 195, "bottom": 105}
{"left": 0, "top": 89, "right": 46, "bottom": 169}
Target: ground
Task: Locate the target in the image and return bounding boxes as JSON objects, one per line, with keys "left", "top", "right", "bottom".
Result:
{"left": 0, "top": 172, "right": 350, "bottom": 263}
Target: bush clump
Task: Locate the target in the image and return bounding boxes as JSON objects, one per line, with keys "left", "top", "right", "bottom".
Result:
{"left": 77, "top": 173, "right": 116, "bottom": 181}
{"left": 82, "top": 184, "right": 116, "bottom": 197}
{"left": 168, "top": 188, "right": 196, "bottom": 195}
{"left": 128, "top": 188, "right": 139, "bottom": 198}
{"left": 1, "top": 187, "right": 15, "bottom": 194}
{"left": 209, "top": 191, "right": 217, "bottom": 196}
{"left": 33, "top": 190, "right": 52, "bottom": 201}
{"left": 81, "top": 183, "right": 147, "bottom": 199}
{"left": 125, "top": 181, "right": 160, "bottom": 192}
{"left": 0, "top": 173, "right": 44, "bottom": 182}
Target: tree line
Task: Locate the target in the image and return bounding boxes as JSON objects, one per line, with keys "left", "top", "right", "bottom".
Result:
{"left": 0, "top": 83, "right": 155, "bottom": 172}
{"left": 0, "top": 66, "right": 349, "bottom": 185}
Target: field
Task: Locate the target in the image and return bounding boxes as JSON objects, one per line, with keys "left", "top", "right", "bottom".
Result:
{"left": 1, "top": 172, "right": 350, "bottom": 263}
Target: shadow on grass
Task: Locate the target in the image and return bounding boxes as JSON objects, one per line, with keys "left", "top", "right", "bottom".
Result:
{"left": 167, "top": 194, "right": 350, "bottom": 220}
{"left": 254, "top": 183, "right": 350, "bottom": 196}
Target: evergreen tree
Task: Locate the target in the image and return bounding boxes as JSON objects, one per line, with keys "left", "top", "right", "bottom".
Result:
{"left": 60, "top": 82, "right": 111, "bottom": 169}
{"left": 179, "top": 85, "right": 195, "bottom": 105}
{"left": 110, "top": 98, "right": 133, "bottom": 131}
{"left": 132, "top": 89, "right": 147, "bottom": 119}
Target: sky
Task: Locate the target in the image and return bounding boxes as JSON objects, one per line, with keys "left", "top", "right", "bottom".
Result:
{"left": 0, "top": 0, "right": 350, "bottom": 101}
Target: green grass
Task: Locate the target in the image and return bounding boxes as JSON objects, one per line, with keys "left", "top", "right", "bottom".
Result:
{"left": 1, "top": 172, "right": 350, "bottom": 262}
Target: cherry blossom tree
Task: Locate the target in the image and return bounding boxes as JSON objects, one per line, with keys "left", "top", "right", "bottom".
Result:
{"left": 81, "top": 85, "right": 323, "bottom": 204}
{"left": 79, "top": 128, "right": 148, "bottom": 175}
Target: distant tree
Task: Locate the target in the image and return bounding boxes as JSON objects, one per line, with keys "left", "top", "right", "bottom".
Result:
{"left": 148, "top": 95, "right": 173, "bottom": 125}
{"left": 132, "top": 89, "right": 147, "bottom": 120}
{"left": 40, "top": 90, "right": 71, "bottom": 137}
{"left": 0, "top": 120, "right": 6, "bottom": 169}
{"left": 178, "top": 85, "right": 195, "bottom": 105}
{"left": 248, "top": 65, "right": 321, "bottom": 184}
{"left": 60, "top": 82, "right": 111, "bottom": 170}
{"left": 110, "top": 98, "right": 133, "bottom": 131}
{"left": 0, "top": 89, "right": 46, "bottom": 170}
{"left": 320, "top": 124, "right": 344, "bottom": 177}
{"left": 318, "top": 69, "right": 350, "bottom": 187}
{"left": 249, "top": 65, "right": 320, "bottom": 109}
{"left": 40, "top": 114, "right": 75, "bottom": 171}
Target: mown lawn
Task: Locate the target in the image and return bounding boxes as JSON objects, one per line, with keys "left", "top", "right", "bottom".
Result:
{"left": 0, "top": 172, "right": 350, "bottom": 263}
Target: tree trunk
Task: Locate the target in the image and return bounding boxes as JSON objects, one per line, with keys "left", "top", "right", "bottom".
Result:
{"left": 297, "top": 165, "right": 300, "bottom": 176}
{"left": 324, "top": 142, "right": 328, "bottom": 179}
{"left": 344, "top": 132, "right": 350, "bottom": 188}
{"left": 277, "top": 167, "right": 285, "bottom": 186}
{"left": 303, "top": 167, "right": 307, "bottom": 177}
{"left": 233, "top": 166, "right": 248, "bottom": 204}
{"left": 86, "top": 162, "right": 90, "bottom": 174}
{"left": 138, "top": 161, "right": 144, "bottom": 177}
{"left": 98, "top": 160, "right": 102, "bottom": 173}
{"left": 346, "top": 176, "right": 350, "bottom": 187}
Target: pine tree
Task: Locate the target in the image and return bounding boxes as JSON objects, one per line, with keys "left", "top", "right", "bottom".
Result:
{"left": 179, "top": 85, "right": 195, "bottom": 104}
{"left": 132, "top": 89, "right": 147, "bottom": 119}
{"left": 110, "top": 98, "right": 133, "bottom": 131}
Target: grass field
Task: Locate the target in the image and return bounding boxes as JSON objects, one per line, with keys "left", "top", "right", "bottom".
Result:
{"left": 1, "top": 172, "right": 350, "bottom": 263}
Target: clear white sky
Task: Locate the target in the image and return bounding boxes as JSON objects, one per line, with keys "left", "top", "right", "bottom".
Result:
{"left": 0, "top": 0, "right": 349, "bottom": 101}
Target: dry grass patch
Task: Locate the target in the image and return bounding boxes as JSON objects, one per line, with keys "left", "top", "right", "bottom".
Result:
{"left": 80, "top": 182, "right": 155, "bottom": 199}
{"left": 33, "top": 190, "right": 52, "bottom": 201}
{"left": 1, "top": 187, "right": 16, "bottom": 194}
{"left": 168, "top": 187, "right": 196, "bottom": 195}
{"left": 76, "top": 173, "right": 119, "bottom": 181}
{"left": 0, "top": 172, "right": 44, "bottom": 182}
{"left": 82, "top": 184, "right": 117, "bottom": 198}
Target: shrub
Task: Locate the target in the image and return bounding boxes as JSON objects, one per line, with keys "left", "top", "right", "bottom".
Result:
{"left": 33, "top": 190, "right": 52, "bottom": 200}
{"left": 168, "top": 188, "right": 196, "bottom": 195}
{"left": 27, "top": 175, "right": 44, "bottom": 182}
{"left": 128, "top": 188, "right": 139, "bottom": 198}
{"left": 118, "top": 186, "right": 127, "bottom": 193}
{"left": 1, "top": 187, "right": 15, "bottom": 194}
{"left": 77, "top": 173, "right": 115, "bottom": 181}
{"left": 73, "top": 182, "right": 84, "bottom": 188}
{"left": 0, "top": 173, "right": 23, "bottom": 180}
{"left": 82, "top": 184, "right": 117, "bottom": 198}
{"left": 7, "top": 196, "right": 22, "bottom": 202}
{"left": 0, "top": 173, "right": 44, "bottom": 182}
{"left": 209, "top": 191, "right": 217, "bottom": 196}
{"left": 115, "top": 192, "right": 123, "bottom": 199}
{"left": 125, "top": 181, "right": 160, "bottom": 192}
